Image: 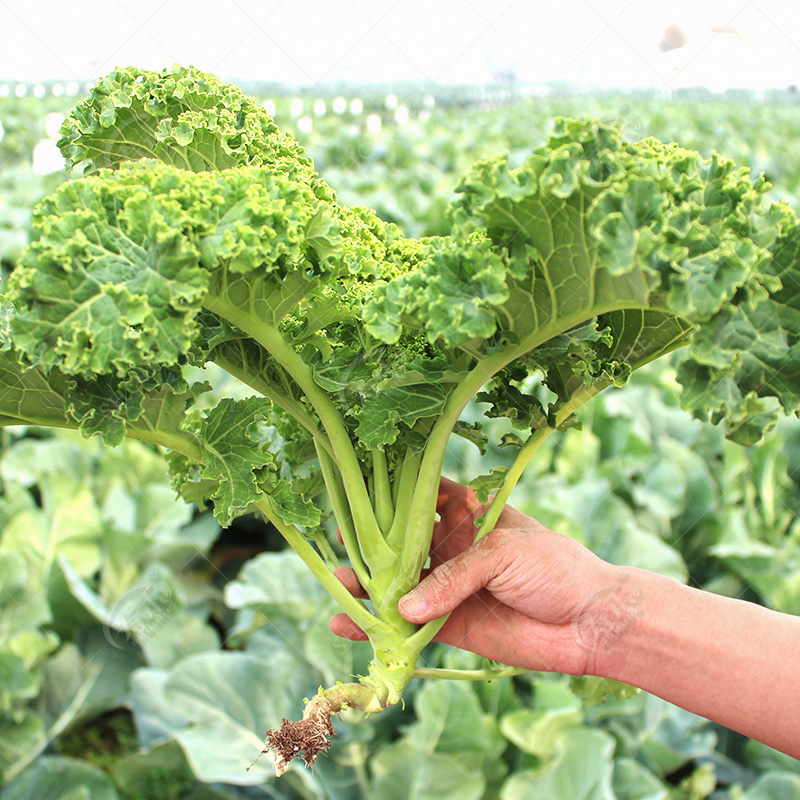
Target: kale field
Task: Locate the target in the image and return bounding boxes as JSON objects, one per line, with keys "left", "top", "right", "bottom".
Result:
{"left": 1, "top": 82, "right": 800, "bottom": 799}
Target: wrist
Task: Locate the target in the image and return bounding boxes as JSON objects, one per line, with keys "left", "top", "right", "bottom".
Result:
{"left": 584, "top": 565, "right": 697, "bottom": 684}
{"left": 573, "top": 564, "right": 648, "bottom": 678}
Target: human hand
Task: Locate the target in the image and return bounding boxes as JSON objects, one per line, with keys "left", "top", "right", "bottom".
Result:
{"left": 330, "top": 476, "right": 630, "bottom": 676}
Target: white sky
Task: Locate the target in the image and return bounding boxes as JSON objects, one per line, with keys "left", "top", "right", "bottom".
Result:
{"left": 2, "top": 0, "right": 800, "bottom": 89}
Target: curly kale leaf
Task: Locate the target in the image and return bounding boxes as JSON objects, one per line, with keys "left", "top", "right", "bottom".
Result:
{"left": 366, "top": 117, "right": 800, "bottom": 442}
{"left": 58, "top": 64, "right": 316, "bottom": 182}
{"left": 169, "top": 397, "right": 321, "bottom": 527}
{"left": 6, "top": 161, "right": 343, "bottom": 376}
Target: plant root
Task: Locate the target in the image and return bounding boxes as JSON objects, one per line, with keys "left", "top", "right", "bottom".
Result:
{"left": 248, "top": 681, "right": 388, "bottom": 776}
{"left": 264, "top": 703, "right": 335, "bottom": 776}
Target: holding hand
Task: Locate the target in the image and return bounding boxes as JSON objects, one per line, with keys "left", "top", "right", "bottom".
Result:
{"left": 331, "top": 476, "right": 628, "bottom": 676}
{"left": 332, "top": 475, "right": 800, "bottom": 758}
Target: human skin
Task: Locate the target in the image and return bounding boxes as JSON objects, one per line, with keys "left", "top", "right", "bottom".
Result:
{"left": 330, "top": 476, "right": 800, "bottom": 759}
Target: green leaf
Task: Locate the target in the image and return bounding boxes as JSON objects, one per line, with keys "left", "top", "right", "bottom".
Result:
{"left": 9, "top": 172, "right": 208, "bottom": 374}
{"left": 7, "top": 160, "right": 344, "bottom": 381}
{"left": 611, "top": 757, "right": 667, "bottom": 800}
{"left": 0, "top": 713, "right": 45, "bottom": 783}
{"left": 404, "top": 681, "right": 506, "bottom": 766}
{"left": 0, "top": 435, "right": 90, "bottom": 490}
{"left": 65, "top": 369, "right": 202, "bottom": 448}
{"left": 478, "top": 383, "right": 549, "bottom": 432}
{"left": 36, "top": 644, "right": 101, "bottom": 732}
{"left": 224, "top": 551, "right": 330, "bottom": 622}
{"left": 672, "top": 763, "right": 716, "bottom": 799}
{"left": 0, "top": 483, "right": 103, "bottom": 591}
{"left": 129, "top": 651, "right": 320, "bottom": 784}
{"left": 676, "top": 221, "right": 800, "bottom": 443}
{"left": 59, "top": 629, "right": 143, "bottom": 724}
{"left": 111, "top": 741, "right": 195, "bottom": 800}
{"left": 370, "top": 740, "right": 486, "bottom": 800}
{"left": 0, "top": 350, "right": 204, "bottom": 451}
{"left": 499, "top": 728, "right": 616, "bottom": 800}
{"left": 58, "top": 558, "right": 180, "bottom": 644}
{"left": 369, "top": 116, "right": 800, "bottom": 442}
{"left": 499, "top": 682, "right": 582, "bottom": 761}
{"left": 745, "top": 740, "right": 800, "bottom": 776}
{"left": 571, "top": 676, "right": 640, "bottom": 706}
{"left": 0, "top": 756, "right": 119, "bottom": 800}
{"left": 268, "top": 481, "right": 322, "bottom": 529}
{"left": 366, "top": 235, "right": 508, "bottom": 348}
{"left": 6, "top": 630, "right": 59, "bottom": 671}
{"left": 173, "top": 397, "right": 276, "bottom": 526}
{"left": 0, "top": 349, "right": 72, "bottom": 430}
{"left": 140, "top": 614, "right": 220, "bottom": 670}
{"left": 605, "top": 694, "right": 717, "bottom": 777}
{"left": 302, "top": 614, "right": 354, "bottom": 689}
{"left": 525, "top": 477, "right": 688, "bottom": 582}
{"left": 709, "top": 523, "right": 800, "bottom": 614}
{"left": 58, "top": 64, "right": 314, "bottom": 178}
{"left": 452, "top": 420, "right": 489, "bottom": 454}
{"left": 0, "top": 650, "right": 40, "bottom": 705}
{"left": 355, "top": 383, "right": 449, "bottom": 448}
{"left": 0, "top": 552, "right": 51, "bottom": 635}
{"left": 741, "top": 773, "right": 800, "bottom": 800}
{"left": 469, "top": 466, "right": 508, "bottom": 504}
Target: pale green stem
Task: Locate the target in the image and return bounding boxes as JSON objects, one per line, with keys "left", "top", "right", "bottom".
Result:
{"left": 392, "top": 349, "right": 513, "bottom": 600}
{"left": 255, "top": 497, "right": 391, "bottom": 639}
{"left": 412, "top": 666, "right": 528, "bottom": 681}
{"left": 307, "top": 528, "right": 340, "bottom": 571}
{"left": 397, "top": 302, "right": 660, "bottom": 592}
{"left": 406, "top": 381, "right": 610, "bottom": 654}
{"left": 0, "top": 413, "right": 204, "bottom": 463}
{"left": 474, "top": 381, "right": 608, "bottom": 541}
{"left": 204, "top": 295, "right": 395, "bottom": 573}
{"left": 315, "top": 440, "right": 371, "bottom": 590}
{"left": 390, "top": 450, "right": 404, "bottom": 507}
{"left": 404, "top": 612, "right": 442, "bottom": 654}
{"left": 124, "top": 427, "right": 203, "bottom": 462}
{"left": 4, "top": 662, "right": 101, "bottom": 783}
{"left": 372, "top": 448, "right": 394, "bottom": 537}
{"left": 386, "top": 448, "right": 421, "bottom": 552}
{"left": 474, "top": 426, "right": 555, "bottom": 541}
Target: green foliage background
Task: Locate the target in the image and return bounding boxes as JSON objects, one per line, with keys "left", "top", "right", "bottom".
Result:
{"left": 2, "top": 88, "right": 800, "bottom": 799}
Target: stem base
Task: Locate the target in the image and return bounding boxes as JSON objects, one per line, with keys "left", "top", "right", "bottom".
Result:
{"left": 249, "top": 681, "right": 385, "bottom": 776}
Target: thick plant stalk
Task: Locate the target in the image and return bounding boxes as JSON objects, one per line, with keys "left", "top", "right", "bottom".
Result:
{"left": 249, "top": 683, "right": 382, "bottom": 776}
{"left": 314, "top": 441, "right": 371, "bottom": 590}
{"left": 412, "top": 666, "right": 527, "bottom": 681}
{"left": 252, "top": 633, "right": 421, "bottom": 774}
{"left": 473, "top": 426, "right": 555, "bottom": 541}
{"left": 253, "top": 482, "right": 423, "bottom": 774}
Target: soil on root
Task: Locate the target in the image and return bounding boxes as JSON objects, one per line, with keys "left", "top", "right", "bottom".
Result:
{"left": 248, "top": 703, "right": 336, "bottom": 776}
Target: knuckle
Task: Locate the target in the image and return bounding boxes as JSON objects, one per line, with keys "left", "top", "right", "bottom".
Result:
{"left": 428, "top": 557, "right": 468, "bottom": 593}
{"left": 476, "top": 528, "right": 524, "bottom": 575}
{"left": 482, "top": 527, "right": 511, "bottom": 545}
{"left": 480, "top": 527, "right": 515, "bottom": 555}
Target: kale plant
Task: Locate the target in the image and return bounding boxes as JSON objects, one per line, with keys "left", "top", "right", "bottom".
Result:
{"left": 2, "top": 65, "right": 799, "bottom": 774}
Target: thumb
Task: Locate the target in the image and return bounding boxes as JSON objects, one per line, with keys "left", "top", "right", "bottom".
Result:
{"left": 398, "top": 537, "right": 501, "bottom": 623}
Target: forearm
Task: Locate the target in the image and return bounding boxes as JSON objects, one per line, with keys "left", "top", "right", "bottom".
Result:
{"left": 592, "top": 567, "right": 800, "bottom": 758}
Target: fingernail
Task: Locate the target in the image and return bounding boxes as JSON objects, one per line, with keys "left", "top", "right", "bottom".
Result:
{"left": 399, "top": 590, "right": 428, "bottom": 616}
